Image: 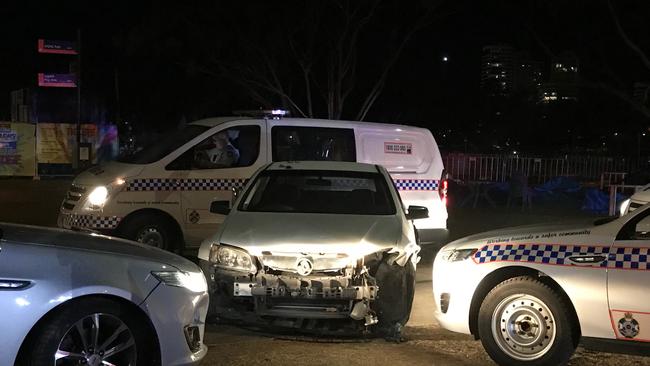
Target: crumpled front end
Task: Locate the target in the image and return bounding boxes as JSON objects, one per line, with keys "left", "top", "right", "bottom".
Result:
{"left": 200, "top": 250, "right": 389, "bottom": 329}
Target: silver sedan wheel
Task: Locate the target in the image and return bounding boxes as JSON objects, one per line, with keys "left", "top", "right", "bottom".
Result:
{"left": 136, "top": 227, "right": 164, "bottom": 248}
{"left": 491, "top": 294, "right": 556, "bottom": 361}
{"left": 55, "top": 313, "right": 137, "bottom": 366}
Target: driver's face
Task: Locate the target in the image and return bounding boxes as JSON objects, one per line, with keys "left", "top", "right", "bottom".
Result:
{"left": 212, "top": 135, "right": 226, "bottom": 148}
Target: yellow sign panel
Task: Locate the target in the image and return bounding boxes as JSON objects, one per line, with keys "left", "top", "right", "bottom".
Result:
{"left": 36, "top": 123, "right": 97, "bottom": 164}
{"left": 0, "top": 122, "right": 36, "bottom": 176}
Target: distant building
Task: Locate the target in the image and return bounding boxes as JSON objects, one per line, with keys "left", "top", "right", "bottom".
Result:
{"left": 513, "top": 53, "right": 543, "bottom": 95}
{"left": 481, "top": 45, "right": 515, "bottom": 97}
{"left": 481, "top": 45, "right": 543, "bottom": 99}
{"left": 539, "top": 52, "right": 579, "bottom": 103}
{"left": 10, "top": 89, "right": 33, "bottom": 122}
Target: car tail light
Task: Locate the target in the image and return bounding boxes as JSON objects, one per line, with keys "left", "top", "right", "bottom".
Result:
{"left": 439, "top": 170, "right": 448, "bottom": 206}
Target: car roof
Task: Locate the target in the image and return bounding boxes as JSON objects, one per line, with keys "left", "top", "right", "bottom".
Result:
{"left": 190, "top": 116, "right": 254, "bottom": 127}
{"left": 265, "top": 161, "right": 379, "bottom": 173}
{"left": 189, "top": 116, "right": 427, "bottom": 133}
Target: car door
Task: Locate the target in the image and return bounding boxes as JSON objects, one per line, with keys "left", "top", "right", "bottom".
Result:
{"left": 608, "top": 207, "right": 650, "bottom": 342}
{"left": 166, "top": 121, "right": 266, "bottom": 247}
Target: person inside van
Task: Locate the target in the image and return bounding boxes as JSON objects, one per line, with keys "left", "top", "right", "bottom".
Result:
{"left": 196, "top": 131, "right": 240, "bottom": 168}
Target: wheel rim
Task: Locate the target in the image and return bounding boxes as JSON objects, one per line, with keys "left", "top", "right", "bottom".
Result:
{"left": 55, "top": 313, "right": 137, "bottom": 366}
{"left": 135, "top": 227, "right": 164, "bottom": 248}
{"left": 491, "top": 294, "right": 556, "bottom": 361}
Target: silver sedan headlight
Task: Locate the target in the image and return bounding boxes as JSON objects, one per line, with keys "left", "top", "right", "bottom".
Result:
{"left": 152, "top": 271, "right": 208, "bottom": 293}
{"left": 209, "top": 244, "right": 256, "bottom": 272}
{"left": 441, "top": 248, "right": 477, "bottom": 262}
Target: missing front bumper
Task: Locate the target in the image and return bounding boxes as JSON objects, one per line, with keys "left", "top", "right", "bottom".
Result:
{"left": 202, "top": 260, "right": 378, "bottom": 323}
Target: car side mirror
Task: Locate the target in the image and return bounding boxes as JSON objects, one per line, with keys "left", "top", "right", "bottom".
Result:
{"left": 406, "top": 205, "right": 428, "bottom": 220}
{"left": 210, "top": 200, "right": 231, "bottom": 215}
{"left": 635, "top": 216, "right": 650, "bottom": 239}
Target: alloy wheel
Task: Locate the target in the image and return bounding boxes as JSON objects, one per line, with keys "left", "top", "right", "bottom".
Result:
{"left": 55, "top": 313, "right": 137, "bottom": 366}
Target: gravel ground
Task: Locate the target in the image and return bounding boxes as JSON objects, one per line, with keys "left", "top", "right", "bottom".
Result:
{"left": 1, "top": 178, "right": 649, "bottom": 365}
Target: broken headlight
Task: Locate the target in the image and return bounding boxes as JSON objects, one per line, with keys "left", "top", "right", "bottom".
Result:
{"left": 209, "top": 244, "right": 256, "bottom": 272}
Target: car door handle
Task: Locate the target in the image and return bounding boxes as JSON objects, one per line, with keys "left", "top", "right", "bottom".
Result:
{"left": 568, "top": 255, "right": 607, "bottom": 264}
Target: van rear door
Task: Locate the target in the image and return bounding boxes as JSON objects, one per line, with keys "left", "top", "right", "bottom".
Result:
{"left": 355, "top": 127, "right": 447, "bottom": 234}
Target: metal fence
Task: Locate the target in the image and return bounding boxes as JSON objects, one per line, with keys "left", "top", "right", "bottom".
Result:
{"left": 443, "top": 153, "right": 633, "bottom": 184}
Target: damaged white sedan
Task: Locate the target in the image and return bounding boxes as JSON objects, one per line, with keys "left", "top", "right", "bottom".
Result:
{"left": 198, "top": 161, "right": 427, "bottom": 336}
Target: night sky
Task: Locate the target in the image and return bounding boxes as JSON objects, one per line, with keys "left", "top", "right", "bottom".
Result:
{"left": 1, "top": 1, "right": 649, "bottom": 154}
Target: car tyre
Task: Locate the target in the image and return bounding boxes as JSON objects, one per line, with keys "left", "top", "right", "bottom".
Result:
{"left": 373, "top": 259, "right": 416, "bottom": 339}
{"left": 120, "top": 213, "right": 176, "bottom": 251}
{"left": 478, "top": 276, "right": 576, "bottom": 366}
{"left": 22, "top": 297, "right": 158, "bottom": 366}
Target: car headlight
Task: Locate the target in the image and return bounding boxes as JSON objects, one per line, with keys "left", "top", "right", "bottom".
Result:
{"left": 441, "top": 248, "right": 477, "bottom": 262}
{"left": 209, "top": 244, "right": 256, "bottom": 272}
{"left": 84, "top": 179, "right": 126, "bottom": 210}
{"left": 620, "top": 198, "right": 631, "bottom": 216}
{"left": 152, "top": 271, "right": 208, "bottom": 293}
{"left": 88, "top": 186, "right": 109, "bottom": 207}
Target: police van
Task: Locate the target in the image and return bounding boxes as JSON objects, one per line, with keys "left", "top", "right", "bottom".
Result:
{"left": 58, "top": 113, "right": 449, "bottom": 251}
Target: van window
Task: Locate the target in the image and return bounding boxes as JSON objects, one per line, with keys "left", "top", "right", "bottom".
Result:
{"left": 272, "top": 126, "right": 356, "bottom": 162}
{"left": 166, "top": 125, "right": 260, "bottom": 170}
{"left": 118, "top": 125, "right": 209, "bottom": 164}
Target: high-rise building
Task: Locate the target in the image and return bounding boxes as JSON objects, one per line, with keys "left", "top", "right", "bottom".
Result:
{"left": 481, "top": 45, "right": 515, "bottom": 97}
{"left": 514, "top": 55, "right": 543, "bottom": 94}
{"left": 539, "top": 52, "right": 579, "bottom": 103}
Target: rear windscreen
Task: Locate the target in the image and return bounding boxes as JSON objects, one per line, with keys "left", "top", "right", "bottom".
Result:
{"left": 239, "top": 170, "right": 395, "bottom": 215}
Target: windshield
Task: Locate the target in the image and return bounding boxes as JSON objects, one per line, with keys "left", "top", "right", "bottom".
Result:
{"left": 239, "top": 170, "right": 396, "bottom": 215}
{"left": 117, "top": 125, "right": 209, "bottom": 164}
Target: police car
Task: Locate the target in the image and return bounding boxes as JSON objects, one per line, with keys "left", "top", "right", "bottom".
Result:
{"left": 433, "top": 203, "right": 650, "bottom": 366}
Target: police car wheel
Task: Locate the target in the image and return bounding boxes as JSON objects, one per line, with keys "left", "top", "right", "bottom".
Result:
{"left": 478, "top": 276, "right": 575, "bottom": 366}
{"left": 120, "top": 214, "right": 173, "bottom": 251}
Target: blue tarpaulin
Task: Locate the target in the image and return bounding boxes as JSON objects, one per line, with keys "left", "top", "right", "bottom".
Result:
{"left": 534, "top": 176, "right": 581, "bottom": 194}
{"left": 582, "top": 188, "right": 627, "bottom": 214}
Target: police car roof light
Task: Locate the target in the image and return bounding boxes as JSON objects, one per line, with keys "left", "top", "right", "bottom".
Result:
{"left": 232, "top": 109, "right": 290, "bottom": 119}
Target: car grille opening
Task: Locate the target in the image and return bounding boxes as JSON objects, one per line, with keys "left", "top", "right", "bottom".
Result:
{"left": 62, "top": 184, "right": 87, "bottom": 211}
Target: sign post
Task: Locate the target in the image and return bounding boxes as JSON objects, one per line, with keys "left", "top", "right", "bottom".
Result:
{"left": 37, "top": 33, "right": 82, "bottom": 170}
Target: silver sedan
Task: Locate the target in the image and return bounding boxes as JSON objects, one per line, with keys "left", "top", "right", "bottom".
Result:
{"left": 198, "top": 161, "right": 428, "bottom": 337}
{"left": 0, "top": 223, "right": 209, "bottom": 366}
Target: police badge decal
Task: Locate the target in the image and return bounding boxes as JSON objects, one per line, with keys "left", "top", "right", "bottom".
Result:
{"left": 618, "top": 312, "right": 640, "bottom": 338}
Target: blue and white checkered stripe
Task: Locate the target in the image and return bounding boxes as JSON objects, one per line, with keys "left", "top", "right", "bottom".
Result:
{"left": 474, "top": 244, "right": 610, "bottom": 267}
{"left": 393, "top": 179, "right": 439, "bottom": 191}
{"left": 475, "top": 244, "right": 650, "bottom": 270}
{"left": 67, "top": 214, "right": 121, "bottom": 229}
{"left": 609, "top": 247, "right": 650, "bottom": 270}
{"left": 127, "top": 178, "right": 247, "bottom": 192}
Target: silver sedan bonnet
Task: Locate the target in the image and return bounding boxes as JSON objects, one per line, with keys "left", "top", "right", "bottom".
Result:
{"left": 0, "top": 223, "right": 197, "bottom": 272}
{"left": 218, "top": 211, "right": 403, "bottom": 260}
